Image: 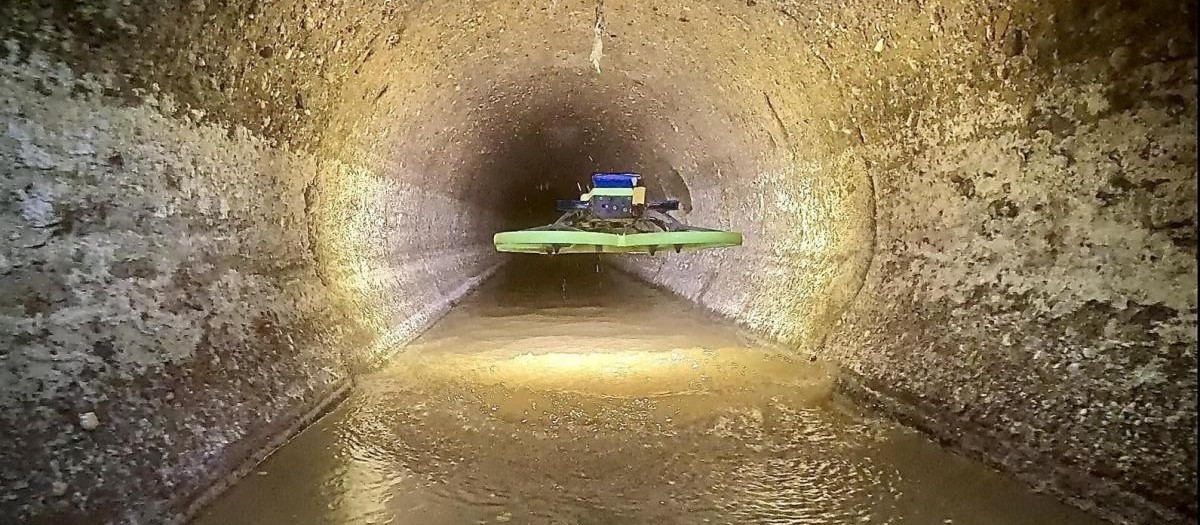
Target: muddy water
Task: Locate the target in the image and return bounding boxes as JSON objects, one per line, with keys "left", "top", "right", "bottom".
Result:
{"left": 194, "top": 259, "right": 1104, "bottom": 525}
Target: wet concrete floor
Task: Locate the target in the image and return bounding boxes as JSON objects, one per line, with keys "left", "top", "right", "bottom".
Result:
{"left": 194, "top": 259, "right": 1105, "bottom": 525}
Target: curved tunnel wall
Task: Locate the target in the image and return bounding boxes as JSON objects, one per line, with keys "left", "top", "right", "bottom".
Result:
{"left": 0, "top": 0, "right": 1195, "bottom": 524}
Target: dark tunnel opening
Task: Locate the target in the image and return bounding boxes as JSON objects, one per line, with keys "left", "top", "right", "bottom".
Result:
{"left": 462, "top": 76, "right": 695, "bottom": 231}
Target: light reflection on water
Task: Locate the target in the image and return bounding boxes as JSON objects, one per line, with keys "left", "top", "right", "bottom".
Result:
{"left": 194, "top": 262, "right": 1104, "bottom": 525}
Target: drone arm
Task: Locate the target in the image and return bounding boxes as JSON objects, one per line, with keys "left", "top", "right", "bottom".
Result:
{"left": 647, "top": 199, "right": 680, "bottom": 212}
{"left": 556, "top": 199, "right": 590, "bottom": 211}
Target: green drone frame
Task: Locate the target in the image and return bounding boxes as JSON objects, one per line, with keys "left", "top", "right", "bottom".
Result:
{"left": 494, "top": 229, "right": 743, "bottom": 255}
{"left": 494, "top": 173, "right": 742, "bottom": 255}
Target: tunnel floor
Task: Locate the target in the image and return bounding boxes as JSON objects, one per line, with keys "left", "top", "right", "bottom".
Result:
{"left": 193, "top": 260, "right": 1105, "bottom": 525}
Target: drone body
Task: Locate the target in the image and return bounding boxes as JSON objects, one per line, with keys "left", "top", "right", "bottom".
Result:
{"left": 493, "top": 173, "right": 742, "bottom": 255}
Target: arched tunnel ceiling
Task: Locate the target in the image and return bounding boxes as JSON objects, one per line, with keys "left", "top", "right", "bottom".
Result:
{"left": 0, "top": 0, "right": 1195, "bottom": 524}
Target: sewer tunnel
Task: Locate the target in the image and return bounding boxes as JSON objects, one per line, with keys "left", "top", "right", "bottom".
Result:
{"left": 0, "top": 1, "right": 1195, "bottom": 524}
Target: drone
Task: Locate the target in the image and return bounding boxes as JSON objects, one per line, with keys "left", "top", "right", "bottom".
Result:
{"left": 493, "top": 172, "right": 742, "bottom": 255}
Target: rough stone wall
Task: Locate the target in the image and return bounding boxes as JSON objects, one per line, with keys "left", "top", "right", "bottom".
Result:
{"left": 0, "top": 32, "right": 496, "bottom": 525}
{"left": 822, "top": 14, "right": 1198, "bottom": 525}
{"left": 619, "top": 1, "right": 1197, "bottom": 523}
